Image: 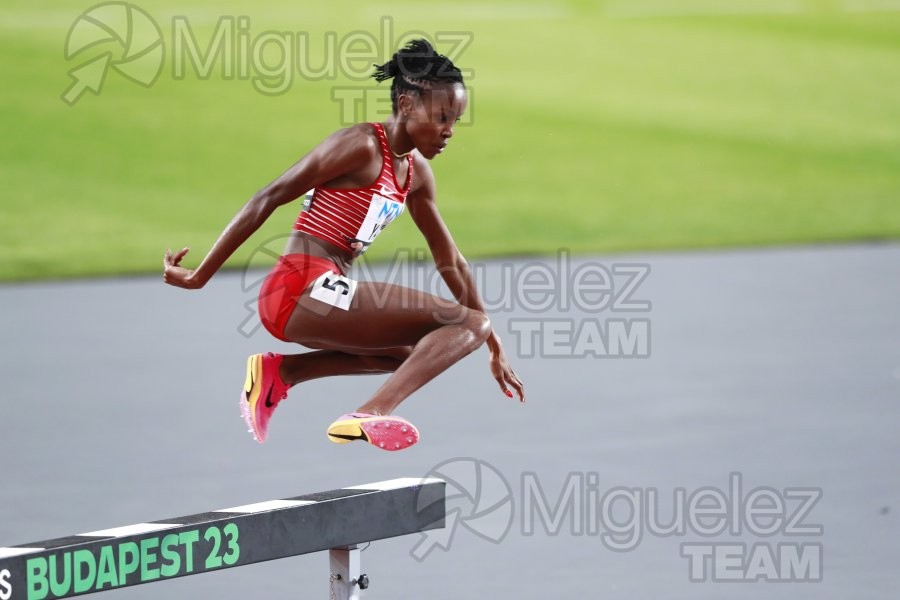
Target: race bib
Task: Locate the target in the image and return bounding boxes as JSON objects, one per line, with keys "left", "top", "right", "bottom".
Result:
{"left": 309, "top": 271, "right": 357, "bottom": 311}
{"left": 353, "top": 192, "right": 404, "bottom": 248}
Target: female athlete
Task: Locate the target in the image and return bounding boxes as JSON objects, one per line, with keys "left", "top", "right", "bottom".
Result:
{"left": 163, "top": 39, "right": 524, "bottom": 451}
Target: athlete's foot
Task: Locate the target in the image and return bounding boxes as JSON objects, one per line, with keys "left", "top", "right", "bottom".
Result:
{"left": 326, "top": 413, "right": 419, "bottom": 451}
{"left": 241, "top": 352, "right": 290, "bottom": 443}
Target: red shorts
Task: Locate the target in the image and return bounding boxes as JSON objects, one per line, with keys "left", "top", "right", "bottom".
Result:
{"left": 258, "top": 254, "right": 339, "bottom": 342}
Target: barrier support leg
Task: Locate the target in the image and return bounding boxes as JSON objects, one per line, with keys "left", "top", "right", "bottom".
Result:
{"left": 328, "top": 544, "right": 364, "bottom": 599}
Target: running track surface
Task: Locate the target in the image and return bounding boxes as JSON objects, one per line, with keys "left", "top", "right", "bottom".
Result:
{"left": 1, "top": 244, "right": 898, "bottom": 599}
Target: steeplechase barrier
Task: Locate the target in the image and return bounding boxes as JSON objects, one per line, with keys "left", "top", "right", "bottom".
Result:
{"left": 0, "top": 477, "right": 445, "bottom": 600}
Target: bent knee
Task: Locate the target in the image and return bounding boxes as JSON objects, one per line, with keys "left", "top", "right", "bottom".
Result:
{"left": 467, "top": 310, "right": 492, "bottom": 345}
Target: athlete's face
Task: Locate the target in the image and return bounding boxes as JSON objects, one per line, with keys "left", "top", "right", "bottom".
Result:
{"left": 402, "top": 83, "right": 467, "bottom": 160}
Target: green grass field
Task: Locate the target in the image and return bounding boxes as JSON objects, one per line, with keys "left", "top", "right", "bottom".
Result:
{"left": 1, "top": 0, "right": 899, "bottom": 281}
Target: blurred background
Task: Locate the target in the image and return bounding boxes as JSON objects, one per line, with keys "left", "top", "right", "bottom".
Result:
{"left": 1, "top": 0, "right": 898, "bottom": 280}
{"left": 1, "top": 1, "right": 898, "bottom": 599}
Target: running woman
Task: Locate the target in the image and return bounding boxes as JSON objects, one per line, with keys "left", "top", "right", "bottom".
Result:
{"left": 163, "top": 39, "right": 524, "bottom": 451}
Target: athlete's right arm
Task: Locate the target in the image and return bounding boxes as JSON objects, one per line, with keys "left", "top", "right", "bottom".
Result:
{"left": 163, "top": 127, "right": 374, "bottom": 290}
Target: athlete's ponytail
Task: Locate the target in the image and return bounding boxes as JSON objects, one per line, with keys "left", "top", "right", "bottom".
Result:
{"left": 372, "top": 39, "right": 464, "bottom": 113}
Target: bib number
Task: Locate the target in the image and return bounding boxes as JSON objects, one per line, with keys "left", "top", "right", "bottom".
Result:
{"left": 309, "top": 271, "right": 357, "bottom": 311}
{"left": 353, "top": 193, "right": 404, "bottom": 250}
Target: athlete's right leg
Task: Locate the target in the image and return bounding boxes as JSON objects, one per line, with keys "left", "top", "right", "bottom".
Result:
{"left": 283, "top": 279, "right": 491, "bottom": 416}
{"left": 284, "top": 281, "right": 489, "bottom": 451}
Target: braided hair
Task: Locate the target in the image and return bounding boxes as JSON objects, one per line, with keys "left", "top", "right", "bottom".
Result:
{"left": 372, "top": 39, "right": 464, "bottom": 114}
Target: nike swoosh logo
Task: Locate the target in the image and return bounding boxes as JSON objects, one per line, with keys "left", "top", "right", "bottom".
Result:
{"left": 376, "top": 185, "right": 398, "bottom": 200}
{"left": 264, "top": 386, "right": 276, "bottom": 408}
{"left": 244, "top": 370, "right": 255, "bottom": 404}
{"left": 330, "top": 432, "right": 369, "bottom": 441}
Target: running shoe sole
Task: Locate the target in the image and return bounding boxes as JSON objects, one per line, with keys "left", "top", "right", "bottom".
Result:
{"left": 327, "top": 414, "right": 419, "bottom": 451}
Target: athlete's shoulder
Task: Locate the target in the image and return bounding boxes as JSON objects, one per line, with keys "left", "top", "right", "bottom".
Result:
{"left": 310, "top": 124, "right": 379, "bottom": 173}
{"left": 320, "top": 123, "right": 378, "bottom": 154}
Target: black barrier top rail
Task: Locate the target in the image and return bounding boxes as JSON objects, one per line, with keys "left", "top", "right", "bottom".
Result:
{"left": 0, "top": 478, "right": 445, "bottom": 600}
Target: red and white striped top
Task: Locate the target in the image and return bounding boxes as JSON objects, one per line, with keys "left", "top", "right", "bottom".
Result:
{"left": 293, "top": 122, "right": 414, "bottom": 253}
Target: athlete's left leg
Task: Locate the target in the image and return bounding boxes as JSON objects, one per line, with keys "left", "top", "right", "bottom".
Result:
{"left": 278, "top": 347, "right": 412, "bottom": 386}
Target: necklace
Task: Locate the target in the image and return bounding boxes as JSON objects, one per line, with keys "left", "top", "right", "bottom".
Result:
{"left": 385, "top": 127, "right": 413, "bottom": 158}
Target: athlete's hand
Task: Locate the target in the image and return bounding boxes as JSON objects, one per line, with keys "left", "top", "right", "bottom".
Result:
{"left": 488, "top": 338, "right": 525, "bottom": 403}
{"left": 163, "top": 247, "right": 203, "bottom": 289}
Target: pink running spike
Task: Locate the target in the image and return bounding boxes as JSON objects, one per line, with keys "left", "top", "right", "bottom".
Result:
{"left": 240, "top": 352, "right": 290, "bottom": 443}
{"left": 326, "top": 413, "right": 420, "bottom": 451}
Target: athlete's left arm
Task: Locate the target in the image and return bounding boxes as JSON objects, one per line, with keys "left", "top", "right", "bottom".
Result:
{"left": 407, "top": 158, "right": 525, "bottom": 402}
